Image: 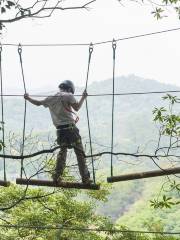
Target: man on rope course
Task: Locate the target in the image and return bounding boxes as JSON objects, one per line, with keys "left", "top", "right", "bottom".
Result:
{"left": 24, "top": 80, "right": 92, "bottom": 184}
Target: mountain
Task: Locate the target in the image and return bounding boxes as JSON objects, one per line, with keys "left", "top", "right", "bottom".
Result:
{"left": 0, "top": 75, "right": 180, "bottom": 231}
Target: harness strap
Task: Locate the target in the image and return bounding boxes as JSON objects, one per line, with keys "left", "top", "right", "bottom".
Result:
{"left": 61, "top": 100, "right": 79, "bottom": 124}
{"left": 64, "top": 106, "right": 79, "bottom": 123}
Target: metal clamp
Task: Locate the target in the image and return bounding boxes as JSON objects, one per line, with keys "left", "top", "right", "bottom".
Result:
{"left": 89, "top": 42, "right": 93, "bottom": 54}
{"left": 112, "top": 39, "right": 117, "bottom": 50}
{"left": 18, "top": 43, "right": 22, "bottom": 54}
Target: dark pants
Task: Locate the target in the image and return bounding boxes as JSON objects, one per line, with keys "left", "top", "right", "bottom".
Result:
{"left": 54, "top": 124, "right": 90, "bottom": 183}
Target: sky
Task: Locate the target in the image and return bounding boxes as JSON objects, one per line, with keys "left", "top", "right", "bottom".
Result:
{"left": 1, "top": 0, "right": 180, "bottom": 93}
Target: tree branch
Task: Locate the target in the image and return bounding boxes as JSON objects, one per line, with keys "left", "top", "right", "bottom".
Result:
{"left": 0, "top": 0, "right": 97, "bottom": 24}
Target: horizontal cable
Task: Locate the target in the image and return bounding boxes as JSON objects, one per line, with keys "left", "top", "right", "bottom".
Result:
{"left": 0, "top": 147, "right": 179, "bottom": 159}
{"left": 0, "top": 223, "right": 179, "bottom": 235}
{"left": 0, "top": 90, "right": 180, "bottom": 98}
{"left": 95, "top": 27, "right": 180, "bottom": 46}
{"left": 0, "top": 43, "right": 89, "bottom": 47}
{"left": 1, "top": 27, "right": 180, "bottom": 47}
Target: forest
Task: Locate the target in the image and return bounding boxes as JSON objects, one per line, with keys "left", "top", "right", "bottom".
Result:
{"left": 0, "top": 1, "right": 180, "bottom": 238}
{"left": 0, "top": 75, "right": 179, "bottom": 239}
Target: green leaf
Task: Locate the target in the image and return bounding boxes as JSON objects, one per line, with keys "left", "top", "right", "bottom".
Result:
{"left": 1, "top": 7, "right": 6, "bottom": 13}
{"left": 7, "top": 1, "right": 15, "bottom": 7}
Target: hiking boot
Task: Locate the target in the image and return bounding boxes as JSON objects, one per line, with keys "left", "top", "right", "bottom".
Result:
{"left": 82, "top": 179, "right": 93, "bottom": 185}
{"left": 52, "top": 174, "right": 62, "bottom": 184}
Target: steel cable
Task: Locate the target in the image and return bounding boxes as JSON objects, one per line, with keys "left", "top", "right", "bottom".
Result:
{"left": 18, "top": 44, "right": 27, "bottom": 178}
{"left": 0, "top": 44, "right": 6, "bottom": 181}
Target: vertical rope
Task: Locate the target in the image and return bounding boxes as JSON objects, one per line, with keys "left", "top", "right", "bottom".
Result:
{"left": 85, "top": 43, "right": 96, "bottom": 183}
{"left": 0, "top": 44, "right": 6, "bottom": 181}
{"left": 18, "top": 44, "right": 27, "bottom": 178}
{"left": 111, "top": 39, "right": 117, "bottom": 177}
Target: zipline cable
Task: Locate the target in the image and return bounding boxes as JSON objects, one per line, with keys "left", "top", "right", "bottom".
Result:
{"left": 111, "top": 39, "right": 116, "bottom": 177}
{"left": 18, "top": 44, "right": 27, "bottom": 178}
{"left": 0, "top": 44, "right": 6, "bottom": 182}
{"left": 85, "top": 43, "right": 96, "bottom": 183}
{"left": 1, "top": 26, "right": 180, "bottom": 47}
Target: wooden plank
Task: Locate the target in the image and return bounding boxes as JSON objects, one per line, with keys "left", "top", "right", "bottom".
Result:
{"left": 107, "top": 167, "right": 180, "bottom": 183}
{"left": 0, "top": 180, "right": 10, "bottom": 187}
{"left": 16, "top": 178, "right": 100, "bottom": 190}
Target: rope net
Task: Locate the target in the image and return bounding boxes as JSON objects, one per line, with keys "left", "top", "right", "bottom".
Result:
{"left": 0, "top": 28, "right": 179, "bottom": 186}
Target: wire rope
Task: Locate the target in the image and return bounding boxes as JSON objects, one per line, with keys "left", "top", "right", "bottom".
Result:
{"left": 18, "top": 44, "right": 27, "bottom": 178}
{"left": 111, "top": 39, "right": 116, "bottom": 177}
{"left": 85, "top": 43, "right": 96, "bottom": 183}
{"left": 1, "top": 26, "right": 180, "bottom": 47}
{"left": 1, "top": 147, "right": 179, "bottom": 159}
{"left": 0, "top": 90, "right": 179, "bottom": 97}
{"left": 0, "top": 44, "right": 6, "bottom": 181}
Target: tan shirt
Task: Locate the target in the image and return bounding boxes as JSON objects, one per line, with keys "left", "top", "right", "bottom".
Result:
{"left": 42, "top": 91, "right": 77, "bottom": 127}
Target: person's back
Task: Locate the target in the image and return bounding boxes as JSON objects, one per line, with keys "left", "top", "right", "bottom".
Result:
{"left": 42, "top": 91, "right": 77, "bottom": 127}
{"left": 24, "top": 80, "right": 92, "bottom": 184}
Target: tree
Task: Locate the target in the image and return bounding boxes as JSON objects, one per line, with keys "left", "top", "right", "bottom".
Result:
{"left": 117, "top": 0, "right": 180, "bottom": 19}
{"left": 0, "top": 0, "right": 96, "bottom": 30}
{"left": 0, "top": 0, "right": 180, "bottom": 31}
{"left": 0, "top": 183, "right": 112, "bottom": 239}
{"left": 150, "top": 94, "right": 180, "bottom": 209}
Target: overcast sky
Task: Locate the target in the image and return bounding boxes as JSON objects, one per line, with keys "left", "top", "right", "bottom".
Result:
{"left": 1, "top": 0, "right": 180, "bottom": 93}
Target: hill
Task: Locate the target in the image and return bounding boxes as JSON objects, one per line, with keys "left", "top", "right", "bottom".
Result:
{"left": 0, "top": 74, "right": 180, "bottom": 231}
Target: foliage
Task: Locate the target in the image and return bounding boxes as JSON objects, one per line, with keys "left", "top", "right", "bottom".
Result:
{"left": 0, "top": 184, "right": 112, "bottom": 239}
{"left": 150, "top": 195, "right": 180, "bottom": 209}
{"left": 0, "top": 0, "right": 180, "bottom": 30}
{"left": 118, "top": 0, "right": 180, "bottom": 19}
{"left": 0, "top": 0, "right": 96, "bottom": 31}
{"left": 151, "top": 94, "right": 180, "bottom": 209}
{"left": 153, "top": 94, "right": 180, "bottom": 137}
{"left": 0, "top": 0, "right": 15, "bottom": 14}
{"left": 0, "top": 76, "right": 180, "bottom": 237}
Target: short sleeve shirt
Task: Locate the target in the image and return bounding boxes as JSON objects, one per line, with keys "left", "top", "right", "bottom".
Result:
{"left": 42, "top": 91, "right": 77, "bottom": 127}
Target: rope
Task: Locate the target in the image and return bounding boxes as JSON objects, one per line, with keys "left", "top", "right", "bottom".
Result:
{"left": 0, "top": 90, "right": 179, "bottom": 97}
{"left": 1, "top": 26, "right": 180, "bottom": 47}
{"left": 0, "top": 44, "right": 6, "bottom": 182}
{"left": 0, "top": 223, "right": 179, "bottom": 235}
{"left": 0, "top": 148, "right": 179, "bottom": 160}
{"left": 85, "top": 43, "right": 96, "bottom": 183}
{"left": 95, "top": 27, "right": 180, "bottom": 46}
{"left": 111, "top": 39, "right": 116, "bottom": 177}
{"left": 18, "top": 44, "right": 27, "bottom": 178}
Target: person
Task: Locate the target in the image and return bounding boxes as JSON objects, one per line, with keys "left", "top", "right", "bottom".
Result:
{"left": 24, "top": 80, "right": 91, "bottom": 184}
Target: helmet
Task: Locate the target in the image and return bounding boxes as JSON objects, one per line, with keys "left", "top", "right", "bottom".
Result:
{"left": 58, "top": 80, "right": 75, "bottom": 94}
